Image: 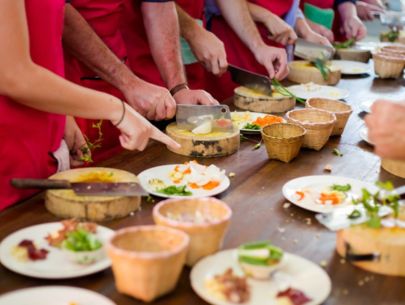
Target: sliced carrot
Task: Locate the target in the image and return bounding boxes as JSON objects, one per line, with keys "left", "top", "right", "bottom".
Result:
{"left": 188, "top": 183, "right": 200, "bottom": 189}
{"left": 253, "top": 115, "right": 283, "bottom": 127}
{"left": 295, "top": 191, "right": 305, "bottom": 201}
{"left": 203, "top": 181, "right": 220, "bottom": 190}
{"left": 319, "top": 192, "right": 341, "bottom": 205}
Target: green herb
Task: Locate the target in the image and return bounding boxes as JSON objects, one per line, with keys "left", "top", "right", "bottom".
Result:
{"left": 348, "top": 209, "right": 361, "bottom": 219}
{"left": 332, "top": 148, "right": 343, "bottom": 157}
{"left": 80, "top": 120, "right": 104, "bottom": 163}
{"left": 238, "top": 241, "right": 283, "bottom": 266}
{"left": 252, "top": 139, "right": 262, "bottom": 150}
{"left": 243, "top": 123, "right": 261, "bottom": 130}
{"left": 314, "top": 58, "right": 331, "bottom": 80}
{"left": 376, "top": 181, "right": 394, "bottom": 191}
{"left": 334, "top": 38, "right": 356, "bottom": 49}
{"left": 271, "top": 79, "right": 306, "bottom": 104}
{"left": 158, "top": 185, "right": 192, "bottom": 196}
{"left": 381, "top": 30, "right": 399, "bottom": 42}
{"left": 331, "top": 184, "right": 351, "bottom": 192}
{"left": 145, "top": 195, "right": 155, "bottom": 203}
{"left": 62, "top": 229, "right": 102, "bottom": 252}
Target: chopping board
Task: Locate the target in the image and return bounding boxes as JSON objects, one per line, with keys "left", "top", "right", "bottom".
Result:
{"left": 288, "top": 60, "right": 341, "bottom": 86}
{"left": 45, "top": 167, "right": 141, "bottom": 222}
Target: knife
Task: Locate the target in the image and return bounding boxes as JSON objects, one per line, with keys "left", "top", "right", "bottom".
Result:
{"left": 11, "top": 178, "right": 147, "bottom": 197}
{"left": 294, "top": 38, "right": 335, "bottom": 62}
{"left": 228, "top": 64, "right": 272, "bottom": 96}
{"left": 176, "top": 104, "right": 234, "bottom": 133}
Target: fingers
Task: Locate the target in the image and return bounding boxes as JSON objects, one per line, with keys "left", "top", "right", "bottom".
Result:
{"left": 218, "top": 51, "right": 228, "bottom": 75}
{"left": 155, "top": 99, "right": 167, "bottom": 121}
{"left": 274, "top": 51, "right": 288, "bottom": 80}
{"left": 265, "top": 60, "right": 275, "bottom": 79}
{"left": 150, "top": 127, "right": 181, "bottom": 150}
{"left": 146, "top": 100, "right": 157, "bottom": 121}
{"left": 198, "top": 91, "right": 219, "bottom": 105}
{"left": 165, "top": 96, "right": 177, "bottom": 119}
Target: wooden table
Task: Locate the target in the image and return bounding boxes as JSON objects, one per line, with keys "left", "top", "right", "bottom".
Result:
{"left": 1, "top": 73, "right": 405, "bottom": 305}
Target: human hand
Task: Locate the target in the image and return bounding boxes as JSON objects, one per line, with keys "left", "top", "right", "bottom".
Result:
{"left": 356, "top": 1, "right": 384, "bottom": 21}
{"left": 188, "top": 27, "right": 228, "bottom": 76}
{"left": 64, "top": 116, "right": 89, "bottom": 166}
{"left": 306, "top": 20, "right": 335, "bottom": 43}
{"left": 124, "top": 79, "right": 176, "bottom": 121}
{"left": 341, "top": 16, "right": 367, "bottom": 40}
{"left": 302, "top": 30, "right": 334, "bottom": 48}
{"left": 265, "top": 15, "right": 297, "bottom": 46}
{"left": 173, "top": 88, "right": 219, "bottom": 105}
{"left": 112, "top": 104, "right": 181, "bottom": 151}
{"left": 254, "top": 45, "right": 288, "bottom": 80}
{"left": 365, "top": 100, "right": 405, "bottom": 160}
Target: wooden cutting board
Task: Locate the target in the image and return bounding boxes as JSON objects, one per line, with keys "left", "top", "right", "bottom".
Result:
{"left": 288, "top": 60, "right": 341, "bottom": 85}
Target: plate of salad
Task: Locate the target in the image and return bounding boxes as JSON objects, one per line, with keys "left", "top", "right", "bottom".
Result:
{"left": 0, "top": 220, "right": 113, "bottom": 279}
{"left": 282, "top": 175, "right": 377, "bottom": 213}
{"left": 138, "top": 161, "right": 230, "bottom": 199}
{"left": 231, "top": 112, "right": 285, "bottom": 134}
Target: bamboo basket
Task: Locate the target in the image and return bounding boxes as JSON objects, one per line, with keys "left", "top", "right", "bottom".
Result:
{"left": 381, "top": 159, "right": 405, "bottom": 178}
{"left": 373, "top": 52, "right": 405, "bottom": 79}
{"left": 381, "top": 45, "right": 405, "bottom": 56}
{"left": 286, "top": 109, "right": 336, "bottom": 151}
{"left": 153, "top": 197, "right": 232, "bottom": 266}
{"left": 306, "top": 98, "right": 353, "bottom": 136}
{"left": 108, "top": 225, "right": 189, "bottom": 302}
{"left": 261, "top": 123, "right": 306, "bottom": 163}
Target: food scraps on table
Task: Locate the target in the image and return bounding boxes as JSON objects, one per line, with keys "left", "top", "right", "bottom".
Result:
{"left": 13, "top": 240, "right": 49, "bottom": 261}
{"left": 205, "top": 268, "right": 250, "bottom": 304}
{"left": 276, "top": 287, "right": 312, "bottom": 305}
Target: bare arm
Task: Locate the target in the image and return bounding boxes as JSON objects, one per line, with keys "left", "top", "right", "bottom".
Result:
{"left": 338, "top": 1, "right": 367, "bottom": 40}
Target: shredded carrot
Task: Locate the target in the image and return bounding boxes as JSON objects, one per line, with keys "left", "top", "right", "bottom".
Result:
{"left": 188, "top": 183, "right": 200, "bottom": 189}
{"left": 253, "top": 115, "right": 283, "bottom": 127}
{"left": 203, "top": 181, "right": 220, "bottom": 190}
{"left": 319, "top": 192, "right": 341, "bottom": 205}
{"left": 295, "top": 191, "right": 305, "bottom": 201}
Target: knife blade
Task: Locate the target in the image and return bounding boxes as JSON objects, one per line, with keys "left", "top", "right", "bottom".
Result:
{"left": 11, "top": 178, "right": 147, "bottom": 197}
{"left": 176, "top": 104, "right": 234, "bottom": 133}
{"left": 228, "top": 64, "right": 272, "bottom": 96}
{"left": 294, "top": 38, "right": 335, "bottom": 62}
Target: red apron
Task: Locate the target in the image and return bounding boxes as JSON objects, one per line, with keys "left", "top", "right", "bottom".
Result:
{"left": 65, "top": 0, "right": 124, "bottom": 163}
{"left": 207, "top": 0, "right": 293, "bottom": 101}
{"left": 301, "top": 0, "right": 346, "bottom": 42}
{"left": 0, "top": 0, "right": 66, "bottom": 210}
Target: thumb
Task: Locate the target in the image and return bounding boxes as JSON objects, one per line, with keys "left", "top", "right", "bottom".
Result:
{"left": 150, "top": 127, "right": 181, "bottom": 150}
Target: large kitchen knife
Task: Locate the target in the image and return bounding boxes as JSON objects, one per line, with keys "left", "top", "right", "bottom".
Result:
{"left": 11, "top": 178, "right": 147, "bottom": 197}
{"left": 176, "top": 104, "right": 234, "bottom": 133}
{"left": 294, "top": 38, "right": 335, "bottom": 62}
{"left": 228, "top": 64, "right": 272, "bottom": 96}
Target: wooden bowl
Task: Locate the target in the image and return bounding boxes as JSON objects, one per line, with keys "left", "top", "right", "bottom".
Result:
{"left": 233, "top": 86, "right": 296, "bottom": 114}
{"left": 45, "top": 167, "right": 141, "bottom": 222}
{"left": 108, "top": 225, "right": 189, "bottom": 302}
{"left": 373, "top": 52, "right": 405, "bottom": 79}
{"left": 153, "top": 197, "right": 231, "bottom": 266}
{"left": 288, "top": 60, "right": 341, "bottom": 85}
{"left": 381, "top": 158, "right": 405, "bottom": 178}
{"left": 166, "top": 123, "right": 240, "bottom": 158}
{"left": 261, "top": 123, "right": 306, "bottom": 163}
{"left": 286, "top": 109, "right": 336, "bottom": 151}
{"left": 306, "top": 98, "right": 353, "bottom": 136}
{"left": 336, "top": 48, "right": 371, "bottom": 63}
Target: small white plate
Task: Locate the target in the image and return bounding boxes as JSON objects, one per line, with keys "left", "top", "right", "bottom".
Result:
{"left": 191, "top": 249, "right": 331, "bottom": 305}
{"left": 231, "top": 111, "right": 284, "bottom": 134}
{"left": 360, "top": 126, "right": 374, "bottom": 145}
{"left": 287, "top": 84, "right": 349, "bottom": 100}
{"left": 138, "top": 164, "right": 230, "bottom": 199}
{"left": 282, "top": 175, "right": 376, "bottom": 213}
{"left": 331, "top": 60, "right": 370, "bottom": 75}
{"left": 360, "top": 100, "right": 373, "bottom": 113}
{"left": 0, "top": 286, "right": 116, "bottom": 305}
{"left": 0, "top": 222, "right": 113, "bottom": 279}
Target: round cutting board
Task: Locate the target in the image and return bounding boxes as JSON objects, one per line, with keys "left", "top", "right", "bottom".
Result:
{"left": 288, "top": 60, "right": 341, "bottom": 86}
{"left": 166, "top": 123, "right": 240, "bottom": 158}
{"left": 46, "top": 167, "right": 141, "bottom": 222}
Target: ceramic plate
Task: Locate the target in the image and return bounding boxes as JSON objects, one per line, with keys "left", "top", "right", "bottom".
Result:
{"left": 282, "top": 175, "right": 376, "bottom": 213}
{"left": 360, "top": 100, "right": 373, "bottom": 113}
{"left": 191, "top": 249, "right": 331, "bottom": 305}
{"left": 231, "top": 111, "right": 285, "bottom": 134}
{"left": 138, "top": 164, "right": 230, "bottom": 199}
{"left": 0, "top": 222, "right": 113, "bottom": 279}
{"left": 360, "top": 126, "right": 374, "bottom": 146}
{"left": 0, "top": 286, "right": 116, "bottom": 305}
{"left": 331, "top": 60, "right": 370, "bottom": 75}
{"left": 287, "top": 84, "right": 349, "bottom": 100}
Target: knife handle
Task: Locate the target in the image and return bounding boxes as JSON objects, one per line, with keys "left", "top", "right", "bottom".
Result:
{"left": 11, "top": 179, "right": 71, "bottom": 190}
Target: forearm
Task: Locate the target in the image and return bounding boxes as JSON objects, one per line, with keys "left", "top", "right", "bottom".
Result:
{"left": 63, "top": 4, "right": 139, "bottom": 93}
{"left": 295, "top": 17, "right": 312, "bottom": 37}
{"left": 176, "top": 4, "right": 201, "bottom": 42}
{"left": 338, "top": 1, "right": 358, "bottom": 20}
{"left": 142, "top": 2, "right": 186, "bottom": 89}
{"left": 247, "top": 2, "right": 275, "bottom": 24}
{"left": 216, "top": 0, "right": 265, "bottom": 52}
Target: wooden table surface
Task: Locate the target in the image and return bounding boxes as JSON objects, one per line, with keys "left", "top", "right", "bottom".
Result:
{"left": 1, "top": 72, "right": 405, "bottom": 305}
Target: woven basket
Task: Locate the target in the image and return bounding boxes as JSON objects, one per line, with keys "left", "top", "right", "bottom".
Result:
{"left": 373, "top": 52, "right": 405, "bottom": 78}
{"left": 108, "top": 225, "right": 189, "bottom": 302}
{"left": 153, "top": 197, "right": 232, "bottom": 266}
{"left": 381, "top": 159, "right": 405, "bottom": 178}
{"left": 286, "top": 109, "right": 336, "bottom": 151}
{"left": 306, "top": 98, "right": 353, "bottom": 136}
{"left": 261, "top": 123, "right": 306, "bottom": 163}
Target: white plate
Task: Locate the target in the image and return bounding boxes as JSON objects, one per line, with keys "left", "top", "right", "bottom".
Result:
{"left": 191, "top": 249, "right": 331, "bottom": 305}
{"left": 287, "top": 84, "right": 349, "bottom": 100}
{"left": 282, "top": 175, "right": 376, "bottom": 213}
{"left": 0, "top": 222, "right": 113, "bottom": 279}
{"left": 360, "top": 100, "right": 373, "bottom": 113}
{"left": 331, "top": 60, "right": 370, "bottom": 75}
{"left": 231, "top": 111, "right": 284, "bottom": 134}
{"left": 360, "top": 126, "right": 374, "bottom": 145}
{"left": 0, "top": 286, "right": 116, "bottom": 305}
{"left": 138, "top": 164, "right": 230, "bottom": 199}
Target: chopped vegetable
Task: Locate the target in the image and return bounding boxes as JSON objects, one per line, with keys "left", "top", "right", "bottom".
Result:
{"left": 272, "top": 79, "right": 306, "bottom": 104}
{"left": 62, "top": 229, "right": 102, "bottom": 252}
{"left": 331, "top": 184, "right": 351, "bottom": 192}
{"left": 243, "top": 123, "right": 260, "bottom": 130}
{"left": 319, "top": 191, "right": 345, "bottom": 205}
{"left": 314, "top": 58, "right": 331, "bottom": 80}
{"left": 252, "top": 115, "right": 283, "bottom": 127}
{"left": 348, "top": 209, "right": 361, "bottom": 220}
{"left": 277, "top": 287, "right": 312, "bottom": 305}
{"left": 381, "top": 30, "right": 399, "bottom": 42}
{"left": 252, "top": 140, "right": 262, "bottom": 150}
{"left": 295, "top": 191, "right": 305, "bottom": 201}
{"left": 158, "top": 185, "right": 192, "bottom": 196}
{"left": 334, "top": 38, "right": 355, "bottom": 49}
{"left": 332, "top": 148, "right": 343, "bottom": 157}
{"left": 17, "top": 240, "right": 49, "bottom": 261}
{"left": 238, "top": 241, "right": 283, "bottom": 266}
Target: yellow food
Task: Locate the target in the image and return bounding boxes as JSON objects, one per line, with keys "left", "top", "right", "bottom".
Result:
{"left": 235, "top": 86, "right": 284, "bottom": 98}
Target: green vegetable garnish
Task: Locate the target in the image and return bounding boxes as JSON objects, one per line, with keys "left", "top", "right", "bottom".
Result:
{"left": 331, "top": 184, "right": 351, "bottom": 192}
{"left": 238, "top": 241, "right": 283, "bottom": 266}
{"left": 62, "top": 229, "right": 102, "bottom": 252}
{"left": 243, "top": 123, "right": 261, "bottom": 130}
{"left": 334, "top": 38, "right": 356, "bottom": 49}
{"left": 381, "top": 30, "right": 399, "bottom": 42}
{"left": 158, "top": 185, "right": 192, "bottom": 196}
{"left": 332, "top": 148, "right": 343, "bottom": 157}
{"left": 348, "top": 209, "right": 361, "bottom": 220}
{"left": 252, "top": 140, "right": 262, "bottom": 150}
{"left": 314, "top": 58, "right": 331, "bottom": 81}
{"left": 272, "top": 79, "right": 306, "bottom": 104}
{"left": 376, "top": 181, "right": 394, "bottom": 191}
{"left": 80, "top": 120, "right": 104, "bottom": 163}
